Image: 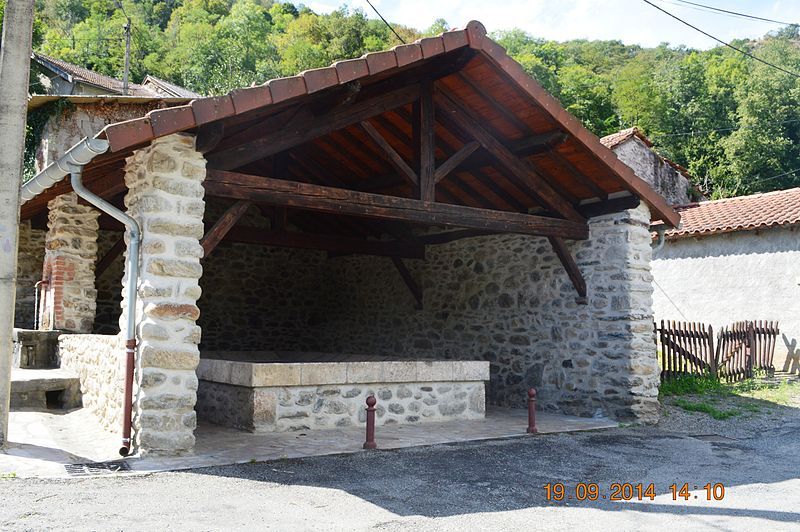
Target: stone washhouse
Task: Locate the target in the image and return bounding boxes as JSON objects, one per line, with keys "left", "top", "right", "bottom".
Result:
{"left": 10, "top": 22, "right": 680, "bottom": 456}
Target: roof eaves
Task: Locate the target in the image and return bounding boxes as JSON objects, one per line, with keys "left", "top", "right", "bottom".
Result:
{"left": 101, "top": 26, "right": 474, "bottom": 154}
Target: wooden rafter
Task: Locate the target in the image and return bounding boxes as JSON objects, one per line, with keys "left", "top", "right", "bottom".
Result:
{"left": 360, "top": 120, "right": 418, "bottom": 186}
{"left": 207, "top": 84, "right": 420, "bottom": 171}
{"left": 434, "top": 87, "right": 585, "bottom": 223}
{"left": 547, "top": 236, "right": 587, "bottom": 304}
{"left": 204, "top": 169, "right": 589, "bottom": 239}
{"left": 434, "top": 141, "right": 480, "bottom": 183}
{"left": 392, "top": 257, "right": 423, "bottom": 309}
{"left": 201, "top": 200, "right": 252, "bottom": 257}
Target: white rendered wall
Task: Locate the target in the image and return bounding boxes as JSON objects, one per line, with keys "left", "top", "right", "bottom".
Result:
{"left": 652, "top": 225, "right": 800, "bottom": 372}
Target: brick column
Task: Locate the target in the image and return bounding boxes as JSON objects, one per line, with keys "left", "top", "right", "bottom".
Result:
{"left": 40, "top": 193, "right": 100, "bottom": 332}
{"left": 120, "top": 133, "right": 206, "bottom": 455}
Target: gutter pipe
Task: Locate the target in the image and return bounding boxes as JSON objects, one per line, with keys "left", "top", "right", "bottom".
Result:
{"left": 21, "top": 137, "right": 141, "bottom": 457}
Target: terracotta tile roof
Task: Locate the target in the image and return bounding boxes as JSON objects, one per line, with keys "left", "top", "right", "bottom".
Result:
{"left": 33, "top": 52, "right": 159, "bottom": 97}
{"left": 665, "top": 187, "right": 800, "bottom": 239}
{"left": 600, "top": 127, "right": 653, "bottom": 149}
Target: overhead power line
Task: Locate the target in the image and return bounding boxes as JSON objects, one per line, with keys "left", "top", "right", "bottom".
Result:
{"left": 662, "top": 0, "right": 797, "bottom": 26}
{"left": 654, "top": 117, "right": 800, "bottom": 138}
{"left": 365, "top": 0, "right": 406, "bottom": 44}
{"left": 641, "top": 0, "right": 800, "bottom": 80}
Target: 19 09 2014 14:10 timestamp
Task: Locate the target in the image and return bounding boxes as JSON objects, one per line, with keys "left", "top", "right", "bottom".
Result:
{"left": 544, "top": 482, "right": 726, "bottom": 502}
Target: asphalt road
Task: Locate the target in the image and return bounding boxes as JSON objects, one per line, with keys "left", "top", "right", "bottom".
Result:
{"left": 1, "top": 419, "right": 799, "bottom": 531}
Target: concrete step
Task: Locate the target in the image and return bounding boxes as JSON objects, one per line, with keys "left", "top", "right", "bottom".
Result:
{"left": 10, "top": 368, "right": 82, "bottom": 410}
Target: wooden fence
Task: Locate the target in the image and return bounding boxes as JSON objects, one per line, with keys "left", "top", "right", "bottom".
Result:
{"left": 656, "top": 320, "right": 779, "bottom": 383}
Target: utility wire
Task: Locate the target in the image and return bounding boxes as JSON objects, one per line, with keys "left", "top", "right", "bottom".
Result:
{"left": 364, "top": 0, "right": 406, "bottom": 44}
{"left": 654, "top": 117, "right": 800, "bottom": 138}
{"left": 641, "top": 0, "right": 800, "bottom": 79}
{"left": 661, "top": 0, "right": 797, "bottom": 26}
{"left": 748, "top": 167, "right": 800, "bottom": 187}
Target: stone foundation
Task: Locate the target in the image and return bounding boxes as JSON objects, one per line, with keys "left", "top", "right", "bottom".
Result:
{"left": 58, "top": 334, "right": 125, "bottom": 432}
{"left": 196, "top": 359, "right": 488, "bottom": 432}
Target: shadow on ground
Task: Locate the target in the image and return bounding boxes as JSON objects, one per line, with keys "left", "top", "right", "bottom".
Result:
{"left": 188, "top": 416, "right": 800, "bottom": 521}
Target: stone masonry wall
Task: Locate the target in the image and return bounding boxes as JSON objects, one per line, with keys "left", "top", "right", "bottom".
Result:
{"left": 15, "top": 221, "right": 46, "bottom": 329}
{"left": 121, "top": 133, "right": 206, "bottom": 455}
{"left": 59, "top": 334, "right": 125, "bottom": 432}
{"left": 316, "top": 204, "right": 659, "bottom": 422}
{"left": 40, "top": 193, "right": 100, "bottom": 332}
{"left": 198, "top": 381, "right": 485, "bottom": 432}
{"left": 192, "top": 203, "right": 659, "bottom": 424}
{"left": 94, "top": 230, "right": 126, "bottom": 335}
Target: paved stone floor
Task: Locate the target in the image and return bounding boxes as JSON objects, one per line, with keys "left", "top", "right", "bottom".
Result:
{"left": 0, "top": 407, "right": 615, "bottom": 478}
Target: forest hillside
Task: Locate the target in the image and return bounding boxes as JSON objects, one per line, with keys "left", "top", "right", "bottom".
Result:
{"left": 4, "top": 0, "right": 800, "bottom": 198}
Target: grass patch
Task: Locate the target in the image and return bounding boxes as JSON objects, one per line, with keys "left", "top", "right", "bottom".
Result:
{"left": 672, "top": 398, "right": 741, "bottom": 420}
{"left": 660, "top": 373, "right": 800, "bottom": 420}
{"left": 659, "top": 374, "right": 726, "bottom": 397}
{"left": 0, "top": 472, "right": 17, "bottom": 480}
{"left": 730, "top": 379, "right": 800, "bottom": 406}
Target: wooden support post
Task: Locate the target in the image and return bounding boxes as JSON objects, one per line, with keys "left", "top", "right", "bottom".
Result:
{"left": 201, "top": 200, "right": 251, "bottom": 257}
{"left": 391, "top": 257, "right": 423, "bottom": 309}
{"left": 547, "top": 236, "right": 587, "bottom": 304}
{"left": 96, "top": 236, "right": 126, "bottom": 278}
{"left": 417, "top": 81, "right": 436, "bottom": 202}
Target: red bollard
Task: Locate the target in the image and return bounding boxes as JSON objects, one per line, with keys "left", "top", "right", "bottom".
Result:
{"left": 527, "top": 388, "right": 538, "bottom": 434}
{"left": 363, "top": 395, "right": 378, "bottom": 449}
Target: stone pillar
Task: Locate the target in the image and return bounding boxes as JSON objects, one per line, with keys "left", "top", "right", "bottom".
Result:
{"left": 40, "top": 193, "right": 100, "bottom": 332}
{"left": 120, "top": 133, "right": 206, "bottom": 455}
{"left": 583, "top": 203, "right": 660, "bottom": 423}
{"left": 15, "top": 221, "right": 46, "bottom": 329}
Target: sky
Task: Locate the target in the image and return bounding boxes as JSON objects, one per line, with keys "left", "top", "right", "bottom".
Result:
{"left": 305, "top": 0, "right": 800, "bottom": 48}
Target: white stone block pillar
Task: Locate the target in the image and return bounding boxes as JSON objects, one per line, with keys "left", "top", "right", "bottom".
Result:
{"left": 40, "top": 193, "right": 100, "bottom": 332}
{"left": 120, "top": 133, "right": 206, "bottom": 455}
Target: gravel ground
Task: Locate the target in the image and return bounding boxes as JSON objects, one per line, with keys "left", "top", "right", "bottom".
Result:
{"left": 658, "top": 397, "right": 799, "bottom": 439}
{"left": 1, "top": 399, "right": 799, "bottom": 531}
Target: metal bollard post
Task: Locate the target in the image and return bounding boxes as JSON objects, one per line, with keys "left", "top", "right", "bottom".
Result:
{"left": 526, "top": 388, "right": 538, "bottom": 434}
{"left": 363, "top": 395, "right": 378, "bottom": 449}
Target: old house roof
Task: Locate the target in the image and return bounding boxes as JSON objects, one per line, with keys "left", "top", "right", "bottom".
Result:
{"left": 599, "top": 127, "right": 653, "bottom": 150}
{"left": 32, "top": 52, "right": 158, "bottom": 97}
{"left": 141, "top": 76, "right": 202, "bottom": 98}
{"left": 21, "top": 21, "right": 680, "bottom": 234}
{"left": 665, "top": 187, "right": 800, "bottom": 239}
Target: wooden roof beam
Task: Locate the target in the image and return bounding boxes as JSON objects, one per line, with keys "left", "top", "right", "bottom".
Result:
{"left": 208, "top": 84, "right": 421, "bottom": 171}
{"left": 434, "top": 86, "right": 585, "bottom": 223}
{"left": 204, "top": 169, "right": 589, "bottom": 240}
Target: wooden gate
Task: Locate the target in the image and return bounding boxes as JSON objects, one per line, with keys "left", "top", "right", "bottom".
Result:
{"left": 656, "top": 320, "right": 779, "bottom": 383}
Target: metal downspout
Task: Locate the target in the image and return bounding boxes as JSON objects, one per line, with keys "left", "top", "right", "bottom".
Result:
{"left": 69, "top": 169, "right": 141, "bottom": 456}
